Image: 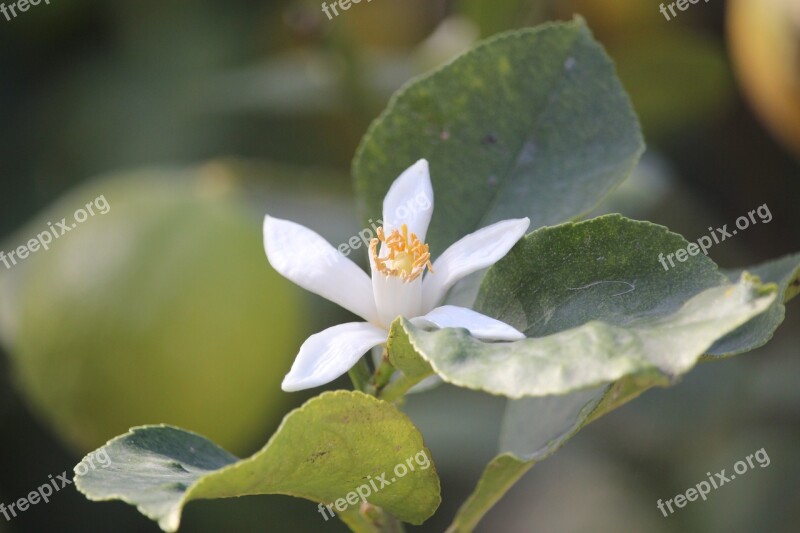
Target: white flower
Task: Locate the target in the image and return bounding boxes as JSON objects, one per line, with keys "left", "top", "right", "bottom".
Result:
{"left": 264, "top": 159, "right": 530, "bottom": 391}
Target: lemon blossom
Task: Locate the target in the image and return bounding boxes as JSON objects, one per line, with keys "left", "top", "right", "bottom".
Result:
{"left": 264, "top": 159, "right": 530, "bottom": 391}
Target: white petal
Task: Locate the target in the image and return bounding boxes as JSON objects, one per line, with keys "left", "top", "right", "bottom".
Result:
{"left": 422, "top": 218, "right": 530, "bottom": 310}
{"left": 382, "top": 159, "right": 434, "bottom": 240}
{"left": 264, "top": 215, "right": 378, "bottom": 323}
{"left": 412, "top": 305, "right": 525, "bottom": 341}
{"left": 281, "top": 322, "right": 387, "bottom": 391}
{"left": 370, "top": 268, "right": 424, "bottom": 329}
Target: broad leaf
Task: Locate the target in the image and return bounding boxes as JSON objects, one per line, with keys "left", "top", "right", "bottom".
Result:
{"left": 394, "top": 278, "right": 772, "bottom": 398}
{"left": 353, "top": 19, "right": 643, "bottom": 256}
{"left": 706, "top": 253, "right": 800, "bottom": 356}
{"left": 389, "top": 216, "right": 776, "bottom": 399}
{"left": 441, "top": 218, "right": 796, "bottom": 531}
{"left": 75, "top": 391, "right": 440, "bottom": 532}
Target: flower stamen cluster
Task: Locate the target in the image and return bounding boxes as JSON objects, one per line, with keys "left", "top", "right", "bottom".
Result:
{"left": 370, "top": 224, "right": 433, "bottom": 282}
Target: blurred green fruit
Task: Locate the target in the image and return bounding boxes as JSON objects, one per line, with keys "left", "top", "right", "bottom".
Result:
{"left": 0, "top": 165, "right": 302, "bottom": 455}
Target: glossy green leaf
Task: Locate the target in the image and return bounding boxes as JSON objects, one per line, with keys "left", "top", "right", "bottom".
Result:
{"left": 75, "top": 391, "right": 440, "bottom": 532}
{"left": 353, "top": 19, "right": 643, "bottom": 256}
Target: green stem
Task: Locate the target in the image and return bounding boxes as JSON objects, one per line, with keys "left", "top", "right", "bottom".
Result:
{"left": 370, "top": 350, "right": 396, "bottom": 393}
{"left": 348, "top": 356, "right": 372, "bottom": 393}
{"left": 339, "top": 504, "right": 406, "bottom": 533}
{"left": 377, "top": 374, "right": 420, "bottom": 403}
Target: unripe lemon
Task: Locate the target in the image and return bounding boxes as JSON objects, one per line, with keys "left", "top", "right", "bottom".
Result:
{"left": 0, "top": 166, "right": 302, "bottom": 455}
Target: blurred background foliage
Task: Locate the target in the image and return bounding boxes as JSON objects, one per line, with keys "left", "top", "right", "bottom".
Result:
{"left": 0, "top": 0, "right": 798, "bottom": 531}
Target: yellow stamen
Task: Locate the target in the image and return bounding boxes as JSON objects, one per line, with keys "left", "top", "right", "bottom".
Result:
{"left": 370, "top": 224, "right": 433, "bottom": 282}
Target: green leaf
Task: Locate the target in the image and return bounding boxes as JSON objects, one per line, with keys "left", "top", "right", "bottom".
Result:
{"left": 400, "top": 215, "right": 781, "bottom": 530}
{"left": 387, "top": 321, "right": 434, "bottom": 380}
{"left": 353, "top": 19, "right": 644, "bottom": 256}
{"left": 75, "top": 391, "right": 440, "bottom": 532}
{"left": 499, "top": 387, "right": 607, "bottom": 458}
{"left": 444, "top": 388, "right": 606, "bottom": 532}
{"left": 442, "top": 217, "right": 797, "bottom": 531}
{"left": 446, "top": 386, "right": 614, "bottom": 532}
{"left": 706, "top": 253, "right": 800, "bottom": 356}
{"left": 396, "top": 278, "right": 772, "bottom": 398}
{"left": 444, "top": 454, "right": 533, "bottom": 533}
{"left": 476, "top": 215, "right": 725, "bottom": 337}
{"left": 389, "top": 216, "right": 775, "bottom": 399}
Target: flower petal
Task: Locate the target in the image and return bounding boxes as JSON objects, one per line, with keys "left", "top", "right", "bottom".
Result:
{"left": 412, "top": 305, "right": 526, "bottom": 341}
{"left": 264, "top": 215, "right": 378, "bottom": 323}
{"left": 281, "top": 322, "right": 387, "bottom": 392}
{"left": 422, "top": 218, "right": 530, "bottom": 310}
{"left": 382, "top": 159, "right": 434, "bottom": 240}
{"left": 370, "top": 272, "right": 424, "bottom": 330}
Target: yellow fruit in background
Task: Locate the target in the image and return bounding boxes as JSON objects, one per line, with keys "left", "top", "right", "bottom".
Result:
{"left": 559, "top": 0, "right": 657, "bottom": 35}
{"left": 335, "top": 0, "right": 436, "bottom": 47}
{"left": 0, "top": 166, "right": 302, "bottom": 455}
{"left": 728, "top": 0, "right": 800, "bottom": 156}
